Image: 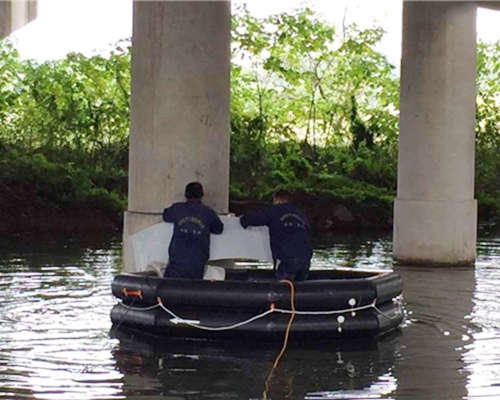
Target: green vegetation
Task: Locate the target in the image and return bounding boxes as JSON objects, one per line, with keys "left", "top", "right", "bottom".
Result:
{"left": 476, "top": 41, "right": 500, "bottom": 222}
{"left": 1, "top": 6, "right": 500, "bottom": 230}
{"left": 230, "top": 6, "right": 398, "bottom": 209}
{"left": 0, "top": 39, "right": 130, "bottom": 225}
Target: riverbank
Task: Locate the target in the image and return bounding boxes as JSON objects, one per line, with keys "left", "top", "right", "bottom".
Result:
{"left": 230, "top": 192, "right": 393, "bottom": 234}
{"left": 0, "top": 193, "right": 391, "bottom": 235}
{"left": 0, "top": 205, "right": 120, "bottom": 234}
{"left": 2, "top": 192, "right": 498, "bottom": 235}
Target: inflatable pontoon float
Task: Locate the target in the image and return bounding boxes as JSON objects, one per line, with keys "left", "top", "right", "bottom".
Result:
{"left": 111, "top": 216, "right": 403, "bottom": 341}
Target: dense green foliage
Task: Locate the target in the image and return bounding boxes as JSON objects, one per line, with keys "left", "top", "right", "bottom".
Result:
{"left": 0, "top": 40, "right": 130, "bottom": 218}
{"left": 476, "top": 41, "right": 500, "bottom": 221}
{"left": 1, "top": 6, "right": 500, "bottom": 229}
{"left": 230, "top": 5, "right": 399, "bottom": 207}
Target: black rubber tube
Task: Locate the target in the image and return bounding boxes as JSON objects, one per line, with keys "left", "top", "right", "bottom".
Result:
{"left": 110, "top": 300, "right": 403, "bottom": 340}
{"left": 112, "top": 271, "right": 403, "bottom": 311}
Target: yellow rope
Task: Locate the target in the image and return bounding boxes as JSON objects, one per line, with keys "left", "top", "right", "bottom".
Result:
{"left": 263, "top": 279, "right": 296, "bottom": 400}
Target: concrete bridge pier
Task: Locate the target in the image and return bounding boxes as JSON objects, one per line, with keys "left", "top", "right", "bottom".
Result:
{"left": 394, "top": 1, "right": 477, "bottom": 266}
{"left": 0, "top": 0, "right": 37, "bottom": 39}
{"left": 123, "top": 1, "right": 231, "bottom": 272}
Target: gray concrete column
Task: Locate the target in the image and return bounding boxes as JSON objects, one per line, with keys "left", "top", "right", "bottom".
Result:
{"left": 124, "top": 1, "right": 231, "bottom": 271}
{"left": 394, "top": 1, "right": 477, "bottom": 266}
{"left": 0, "top": 0, "right": 37, "bottom": 39}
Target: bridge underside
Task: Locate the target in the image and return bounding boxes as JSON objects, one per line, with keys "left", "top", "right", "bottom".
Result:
{"left": 0, "top": 0, "right": 490, "bottom": 267}
{"left": 477, "top": 2, "right": 500, "bottom": 12}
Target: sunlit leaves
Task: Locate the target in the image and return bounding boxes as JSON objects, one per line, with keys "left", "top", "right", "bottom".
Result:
{"left": 231, "top": 6, "right": 399, "bottom": 148}
{"left": 0, "top": 38, "right": 131, "bottom": 153}
{"left": 475, "top": 40, "right": 500, "bottom": 219}
{"left": 230, "top": 6, "right": 399, "bottom": 201}
{"left": 0, "top": 38, "right": 131, "bottom": 214}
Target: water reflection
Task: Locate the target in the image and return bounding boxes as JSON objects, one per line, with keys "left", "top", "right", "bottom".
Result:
{"left": 111, "top": 327, "right": 402, "bottom": 399}
{"left": 2, "top": 231, "right": 500, "bottom": 398}
{"left": 314, "top": 232, "right": 393, "bottom": 270}
{"left": 465, "top": 234, "right": 500, "bottom": 399}
{"left": 392, "top": 265, "right": 474, "bottom": 400}
{"left": 0, "top": 233, "right": 123, "bottom": 400}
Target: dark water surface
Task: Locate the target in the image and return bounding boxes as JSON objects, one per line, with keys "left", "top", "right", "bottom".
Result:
{"left": 1, "top": 230, "right": 500, "bottom": 399}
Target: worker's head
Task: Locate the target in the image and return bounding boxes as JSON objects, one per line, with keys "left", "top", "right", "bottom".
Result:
{"left": 185, "top": 182, "right": 204, "bottom": 200}
{"left": 273, "top": 189, "right": 291, "bottom": 205}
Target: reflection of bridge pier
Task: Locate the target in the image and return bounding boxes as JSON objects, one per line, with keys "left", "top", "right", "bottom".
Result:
{"left": 393, "top": 265, "right": 475, "bottom": 398}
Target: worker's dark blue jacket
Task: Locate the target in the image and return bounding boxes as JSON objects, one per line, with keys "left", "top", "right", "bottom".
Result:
{"left": 240, "top": 203, "right": 313, "bottom": 263}
{"left": 163, "top": 200, "right": 223, "bottom": 279}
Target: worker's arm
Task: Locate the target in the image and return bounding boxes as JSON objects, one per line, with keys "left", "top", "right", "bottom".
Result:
{"left": 210, "top": 212, "right": 224, "bottom": 234}
{"left": 240, "top": 208, "right": 271, "bottom": 229}
{"left": 162, "top": 205, "right": 176, "bottom": 223}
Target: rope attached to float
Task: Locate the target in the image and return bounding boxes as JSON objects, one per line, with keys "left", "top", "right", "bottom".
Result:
{"left": 118, "top": 294, "right": 402, "bottom": 331}
{"left": 263, "top": 279, "right": 296, "bottom": 400}
{"left": 157, "top": 297, "right": 275, "bottom": 331}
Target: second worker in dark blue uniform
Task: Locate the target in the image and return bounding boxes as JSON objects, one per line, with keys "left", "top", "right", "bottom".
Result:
{"left": 240, "top": 189, "right": 313, "bottom": 281}
{"left": 163, "top": 182, "right": 224, "bottom": 279}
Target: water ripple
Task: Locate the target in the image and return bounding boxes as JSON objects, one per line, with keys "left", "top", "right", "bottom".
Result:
{"left": 2, "top": 232, "right": 500, "bottom": 398}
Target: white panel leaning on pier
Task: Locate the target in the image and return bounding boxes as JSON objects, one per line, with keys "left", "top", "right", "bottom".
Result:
{"left": 130, "top": 215, "right": 273, "bottom": 277}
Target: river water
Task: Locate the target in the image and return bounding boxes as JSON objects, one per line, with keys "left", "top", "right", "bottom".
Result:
{"left": 1, "top": 230, "right": 500, "bottom": 399}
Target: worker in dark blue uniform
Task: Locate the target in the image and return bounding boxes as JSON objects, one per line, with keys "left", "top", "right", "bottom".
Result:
{"left": 240, "top": 189, "right": 312, "bottom": 281}
{"left": 162, "top": 182, "right": 224, "bottom": 279}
